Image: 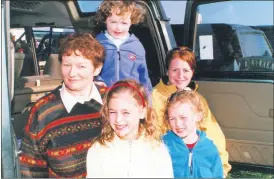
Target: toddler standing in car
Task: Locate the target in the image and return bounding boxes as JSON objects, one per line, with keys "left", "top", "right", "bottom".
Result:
{"left": 94, "top": 0, "right": 152, "bottom": 93}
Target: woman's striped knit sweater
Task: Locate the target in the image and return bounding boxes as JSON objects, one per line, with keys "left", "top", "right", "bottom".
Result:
{"left": 19, "top": 85, "right": 107, "bottom": 178}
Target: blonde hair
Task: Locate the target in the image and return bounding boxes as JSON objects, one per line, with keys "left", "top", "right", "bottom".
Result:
{"left": 91, "top": 79, "right": 161, "bottom": 146}
{"left": 95, "top": 0, "right": 146, "bottom": 25}
{"left": 164, "top": 90, "right": 207, "bottom": 130}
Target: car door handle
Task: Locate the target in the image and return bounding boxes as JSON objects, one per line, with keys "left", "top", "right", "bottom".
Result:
{"left": 270, "top": 109, "right": 274, "bottom": 118}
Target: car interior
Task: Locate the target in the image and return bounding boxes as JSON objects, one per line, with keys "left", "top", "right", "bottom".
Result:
{"left": 8, "top": 0, "right": 274, "bottom": 170}
{"left": 10, "top": 1, "right": 164, "bottom": 140}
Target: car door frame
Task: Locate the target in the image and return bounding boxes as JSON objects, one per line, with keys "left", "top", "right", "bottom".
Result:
{"left": 1, "top": 1, "right": 21, "bottom": 178}
{"left": 183, "top": 0, "right": 274, "bottom": 167}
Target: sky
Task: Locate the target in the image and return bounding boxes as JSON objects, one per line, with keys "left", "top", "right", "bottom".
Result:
{"left": 161, "top": 1, "right": 273, "bottom": 26}
{"left": 78, "top": 1, "right": 273, "bottom": 26}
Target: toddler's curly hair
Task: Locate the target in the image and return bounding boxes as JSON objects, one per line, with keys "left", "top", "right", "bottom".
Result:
{"left": 95, "top": 0, "right": 146, "bottom": 25}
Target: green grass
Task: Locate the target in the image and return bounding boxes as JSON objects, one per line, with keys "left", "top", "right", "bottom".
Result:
{"left": 227, "top": 164, "right": 274, "bottom": 178}
{"left": 228, "top": 170, "right": 274, "bottom": 178}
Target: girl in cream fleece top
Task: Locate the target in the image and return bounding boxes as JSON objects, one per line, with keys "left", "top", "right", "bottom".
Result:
{"left": 86, "top": 80, "right": 173, "bottom": 178}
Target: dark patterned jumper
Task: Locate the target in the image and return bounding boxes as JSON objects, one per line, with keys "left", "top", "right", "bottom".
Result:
{"left": 19, "top": 85, "right": 107, "bottom": 178}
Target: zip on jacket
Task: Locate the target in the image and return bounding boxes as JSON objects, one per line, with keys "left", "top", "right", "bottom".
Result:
{"left": 162, "top": 130, "right": 224, "bottom": 178}
{"left": 96, "top": 33, "right": 152, "bottom": 92}
{"left": 188, "top": 149, "right": 193, "bottom": 176}
{"left": 127, "top": 140, "right": 132, "bottom": 177}
{"left": 116, "top": 50, "right": 120, "bottom": 82}
{"left": 86, "top": 134, "right": 174, "bottom": 178}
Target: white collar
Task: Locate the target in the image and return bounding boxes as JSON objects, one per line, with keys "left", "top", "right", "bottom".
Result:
{"left": 105, "top": 31, "right": 130, "bottom": 49}
{"left": 59, "top": 83, "right": 103, "bottom": 113}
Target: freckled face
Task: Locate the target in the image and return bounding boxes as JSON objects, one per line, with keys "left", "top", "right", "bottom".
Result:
{"left": 61, "top": 51, "right": 101, "bottom": 95}
{"left": 168, "top": 58, "right": 194, "bottom": 90}
{"left": 108, "top": 92, "right": 145, "bottom": 140}
{"left": 168, "top": 102, "right": 199, "bottom": 139}
{"left": 105, "top": 9, "right": 131, "bottom": 39}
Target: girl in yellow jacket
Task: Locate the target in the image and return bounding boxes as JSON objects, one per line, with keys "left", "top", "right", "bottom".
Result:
{"left": 152, "top": 46, "right": 231, "bottom": 177}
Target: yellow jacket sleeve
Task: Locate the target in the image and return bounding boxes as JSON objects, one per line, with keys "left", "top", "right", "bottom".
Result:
{"left": 151, "top": 88, "right": 168, "bottom": 133}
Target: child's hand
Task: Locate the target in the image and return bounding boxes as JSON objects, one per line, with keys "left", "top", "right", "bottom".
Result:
{"left": 94, "top": 81, "right": 107, "bottom": 87}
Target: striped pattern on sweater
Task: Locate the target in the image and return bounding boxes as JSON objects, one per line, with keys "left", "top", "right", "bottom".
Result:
{"left": 19, "top": 85, "right": 107, "bottom": 178}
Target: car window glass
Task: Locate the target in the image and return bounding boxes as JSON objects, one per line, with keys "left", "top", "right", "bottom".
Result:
{"left": 239, "top": 32, "right": 272, "bottom": 57}
{"left": 10, "top": 28, "right": 26, "bottom": 52}
{"left": 161, "top": 1, "right": 187, "bottom": 24}
{"left": 76, "top": 1, "right": 102, "bottom": 13}
{"left": 160, "top": 1, "right": 187, "bottom": 47}
{"left": 11, "top": 26, "right": 75, "bottom": 79}
{"left": 11, "top": 28, "right": 26, "bottom": 41}
{"left": 34, "top": 27, "right": 74, "bottom": 55}
{"left": 33, "top": 27, "right": 74, "bottom": 75}
{"left": 194, "top": 1, "right": 273, "bottom": 77}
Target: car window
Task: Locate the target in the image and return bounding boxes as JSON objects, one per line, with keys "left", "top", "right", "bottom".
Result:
{"left": 76, "top": 1, "right": 102, "bottom": 13}
{"left": 10, "top": 28, "right": 27, "bottom": 52}
{"left": 161, "top": 1, "right": 187, "bottom": 25}
{"left": 33, "top": 27, "right": 74, "bottom": 75}
{"left": 194, "top": 1, "right": 273, "bottom": 76}
{"left": 238, "top": 32, "right": 272, "bottom": 57}
{"left": 11, "top": 28, "right": 26, "bottom": 41}
{"left": 160, "top": 1, "right": 187, "bottom": 47}
{"left": 11, "top": 26, "right": 75, "bottom": 79}
{"left": 34, "top": 27, "right": 74, "bottom": 55}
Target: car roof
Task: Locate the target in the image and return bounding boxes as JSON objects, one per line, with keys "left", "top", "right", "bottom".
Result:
{"left": 10, "top": 1, "right": 72, "bottom": 28}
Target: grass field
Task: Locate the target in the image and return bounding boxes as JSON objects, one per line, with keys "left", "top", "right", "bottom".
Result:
{"left": 227, "top": 164, "right": 274, "bottom": 178}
